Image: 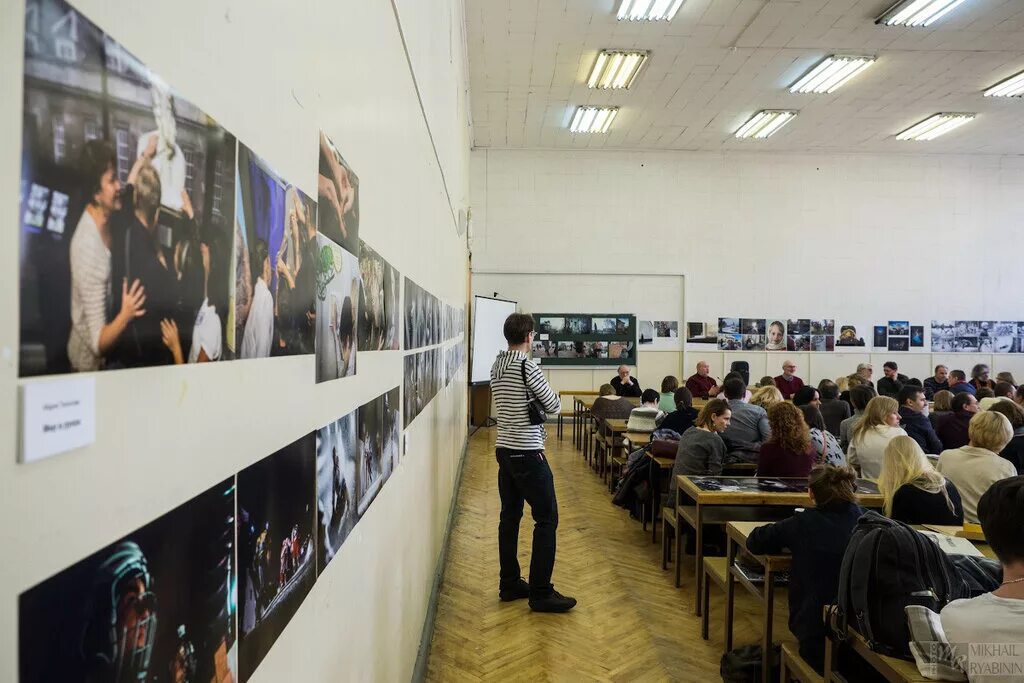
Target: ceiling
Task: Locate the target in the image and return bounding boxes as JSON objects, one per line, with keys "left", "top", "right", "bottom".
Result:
{"left": 465, "top": 0, "right": 1024, "bottom": 153}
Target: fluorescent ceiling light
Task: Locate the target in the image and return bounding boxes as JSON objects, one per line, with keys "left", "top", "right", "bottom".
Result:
{"left": 734, "top": 110, "right": 797, "bottom": 139}
{"left": 985, "top": 69, "right": 1024, "bottom": 98}
{"left": 876, "top": 0, "right": 969, "bottom": 27}
{"left": 587, "top": 50, "right": 649, "bottom": 89}
{"left": 896, "top": 113, "right": 975, "bottom": 141}
{"left": 617, "top": 0, "right": 685, "bottom": 21}
{"left": 569, "top": 106, "right": 618, "bottom": 134}
{"left": 790, "top": 55, "right": 876, "bottom": 94}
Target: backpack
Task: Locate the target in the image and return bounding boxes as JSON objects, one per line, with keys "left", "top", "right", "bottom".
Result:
{"left": 830, "top": 511, "right": 968, "bottom": 658}
{"left": 720, "top": 644, "right": 780, "bottom": 683}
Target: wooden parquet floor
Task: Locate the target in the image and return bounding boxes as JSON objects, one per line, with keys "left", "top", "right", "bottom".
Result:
{"left": 425, "top": 427, "right": 796, "bottom": 682}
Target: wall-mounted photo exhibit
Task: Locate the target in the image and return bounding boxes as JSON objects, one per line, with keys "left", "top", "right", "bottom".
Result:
{"left": 357, "top": 241, "right": 400, "bottom": 351}
{"left": 356, "top": 395, "right": 387, "bottom": 515}
{"left": 384, "top": 386, "right": 401, "bottom": 468}
{"left": 19, "top": 477, "right": 237, "bottom": 683}
{"left": 315, "top": 233, "right": 360, "bottom": 382}
{"left": 639, "top": 320, "right": 679, "bottom": 347}
{"left": 931, "top": 320, "right": 1024, "bottom": 353}
{"left": 530, "top": 313, "right": 636, "bottom": 366}
{"left": 404, "top": 347, "right": 444, "bottom": 427}
{"left": 686, "top": 321, "right": 717, "bottom": 345}
{"left": 233, "top": 143, "right": 317, "bottom": 359}
{"left": 18, "top": 0, "right": 237, "bottom": 376}
{"left": 237, "top": 433, "right": 316, "bottom": 682}
{"left": 317, "top": 131, "right": 359, "bottom": 257}
{"left": 316, "top": 409, "right": 358, "bottom": 573}
{"left": 873, "top": 325, "right": 888, "bottom": 348}
{"left": 836, "top": 322, "right": 867, "bottom": 347}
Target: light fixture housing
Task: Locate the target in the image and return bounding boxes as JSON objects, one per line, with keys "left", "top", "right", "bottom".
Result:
{"left": 985, "top": 69, "right": 1024, "bottom": 98}
{"left": 876, "top": 0, "right": 969, "bottom": 27}
{"left": 587, "top": 50, "right": 649, "bottom": 89}
{"left": 617, "top": 0, "right": 685, "bottom": 21}
{"left": 734, "top": 110, "right": 797, "bottom": 139}
{"left": 569, "top": 106, "right": 618, "bottom": 134}
{"left": 896, "top": 113, "right": 975, "bottom": 141}
{"left": 790, "top": 55, "right": 876, "bottom": 94}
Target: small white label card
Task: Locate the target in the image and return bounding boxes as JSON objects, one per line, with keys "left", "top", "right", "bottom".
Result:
{"left": 21, "top": 377, "right": 96, "bottom": 464}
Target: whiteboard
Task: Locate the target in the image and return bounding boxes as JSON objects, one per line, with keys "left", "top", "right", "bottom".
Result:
{"left": 471, "top": 295, "right": 517, "bottom": 384}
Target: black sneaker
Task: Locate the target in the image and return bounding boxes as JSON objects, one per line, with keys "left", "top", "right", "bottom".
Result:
{"left": 498, "top": 579, "right": 530, "bottom": 602}
{"left": 529, "top": 590, "right": 577, "bottom": 613}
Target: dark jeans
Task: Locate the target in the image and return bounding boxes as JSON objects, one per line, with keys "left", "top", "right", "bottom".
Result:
{"left": 496, "top": 447, "right": 558, "bottom": 598}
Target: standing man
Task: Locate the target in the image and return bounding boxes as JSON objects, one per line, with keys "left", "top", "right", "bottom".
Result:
{"left": 877, "top": 361, "right": 909, "bottom": 398}
{"left": 774, "top": 360, "right": 805, "bottom": 400}
{"left": 610, "top": 365, "right": 643, "bottom": 397}
{"left": 897, "top": 385, "right": 944, "bottom": 454}
{"left": 491, "top": 313, "right": 575, "bottom": 612}
{"left": 924, "top": 365, "right": 950, "bottom": 400}
{"left": 686, "top": 361, "right": 721, "bottom": 399}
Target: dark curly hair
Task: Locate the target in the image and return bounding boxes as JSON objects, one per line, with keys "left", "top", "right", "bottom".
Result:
{"left": 767, "top": 401, "right": 810, "bottom": 454}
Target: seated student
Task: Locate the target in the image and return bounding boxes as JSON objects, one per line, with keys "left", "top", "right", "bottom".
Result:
{"left": 658, "top": 376, "right": 679, "bottom": 412}
{"left": 897, "top": 384, "right": 944, "bottom": 455}
{"left": 980, "top": 381, "right": 1014, "bottom": 411}
{"left": 610, "top": 365, "right": 643, "bottom": 397}
{"left": 923, "top": 364, "right": 950, "bottom": 400}
{"left": 758, "top": 402, "right": 816, "bottom": 478}
{"left": 793, "top": 385, "right": 821, "bottom": 408}
{"left": 750, "top": 384, "right": 783, "bottom": 412}
{"left": 685, "top": 361, "right": 720, "bottom": 399}
{"left": 627, "top": 389, "right": 666, "bottom": 432}
{"left": 838, "top": 373, "right": 869, "bottom": 411}
{"left": 746, "top": 465, "right": 864, "bottom": 673}
{"left": 660, "top": 387, "right": 698, "bottom": 436}
{"left": 1017, "top": 384, "right": 1024, "bottom": 409}
{"left": 877, "top": 436, "right": 963, "bottom": 525}
{"left": 818, "top": 379, "right": 851, "bottom": 437}
{"left": 876, "top": 361, "right": 909, "bottom": 398}
{"left": 937, "top": 410, "right": 1017, "bottom": 523}
{"left": 722, "top": 371, "right": 752, "bottom": 402}
{"left": 839, "top": 384, "right": 875, "bottom": 452}
{"left": 970, "top": 363, "right": 995, "bottom": 393}
{"left": 774, "top": 360, "right": 805, "bottom": 400}
{"left": 672, "top": 399, "right": 730, "bottom": 484}
{"left": 941, "top": 476, "right": 1024, "bottom": 678}
{"left": 976, "top": 387, "right": 996, "bottom": 403}
{"left": 799, "top": 404, "right": 845, "bottom": 467}
{"left": 929, "top": 389, "right": 954, "bottom": 431}
{"left": 948, "top": 369, "right": 977, "bottom": 396}
{"left": 996, "top": 371, "right": 1017, "bottom": 390}
{"left": 847, "top": 395, "right": 906, "bottom": 479}
{"left": 720, "top": 377, "right": 769, "bottom": 463}
{"left": 757, "top": 375, "right": 775, "bottom": 388}
{"left": 590, "top": 384, "right": 634, "bottom": 421}
{"left": 988, "top": 400, "right": 1024, "bottom": 475}
{"left": 936, "top": 392, "right": 979, "bottom": 451}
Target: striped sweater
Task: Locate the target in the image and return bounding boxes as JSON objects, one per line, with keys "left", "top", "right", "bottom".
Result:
{"left": 491, "top": 350, "right": 561, "bottom": 450}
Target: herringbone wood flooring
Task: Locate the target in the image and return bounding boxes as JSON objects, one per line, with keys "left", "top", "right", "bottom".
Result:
{"left": 426, "top": 428, "right": 796, "bottom": 682}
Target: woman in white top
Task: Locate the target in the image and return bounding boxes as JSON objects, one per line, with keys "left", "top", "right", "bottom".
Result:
{"left": 937, "top": 410, "right": 1017, "bottom": 524}
{"left": 847, "top": 395, "right": 906, "bottom": 479}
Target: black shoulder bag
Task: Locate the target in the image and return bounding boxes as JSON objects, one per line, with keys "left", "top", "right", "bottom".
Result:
{"left": 520, "top": 359, "right": 547, "bottom": 425}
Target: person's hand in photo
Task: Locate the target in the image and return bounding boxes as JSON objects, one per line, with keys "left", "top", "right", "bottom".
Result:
{"left": 160, "top": 318, "right": 185, "bottom": 364}
{"left": 318, "top": 174, "right": 345, "bottom": 236}
{"left": 118, "top": 278, "right": 147, "bottom": 323}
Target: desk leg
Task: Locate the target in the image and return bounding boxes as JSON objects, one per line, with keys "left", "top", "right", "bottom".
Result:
{"left": 674, "top": 488, "right": 683, "bottom": 588}
{"left": 824, "top": 633, "right": 836, "bottom": 682}
{"left": 694, "top": 504, "right": 704, "bottom": 616}
{"left": 725, "top": 534, "right": 735, "bottom": 651}
{"left": 762, "top": 568, "right": 775, "bottom": 683}
{"left": 701, "top": 568, "right": 710, "bottom": 640}
{"left": 574, "top": 401, "right": 580, "bottom": 449}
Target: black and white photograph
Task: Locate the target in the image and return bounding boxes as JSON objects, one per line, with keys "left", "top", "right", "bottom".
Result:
{"left": 235, "top": 143, "right": 318, "bottom": 359}
{"left": 357, "top": 395, "right": 388, "bottom": 515}
{"left": 655, "top": 320, "right": 678, "bottom": 338}
{"left": 739, "top": 318, "right": 765, "bottom": 335}
{"left": 638, "top": 320, "right": 655, "bottom": 344}
{"left": 686, "top": 322, "right": 717, "bottom": 344}
{"left": 566, "top": 316, "right": 591, "bottom": 335}
{"left": 787, "top": 318, "right": 810, "bottom": 335}
{"left": 383, "top": 386, "right": 401, "bottom": 471}
{"left": 19, "top": 477, "right": 237, "bottom": 683}
{"left": 591, "top": 317, "right": 620, "bottom": 334}
{"left": 538, "top": 316, "right": 566, "bottom": 335}
{"left": 19, "top": 0, "right": 237, "bottom": 376}
{"left": 237, "top": 434, "right": 316, "bottom": 681}
{"left": 357, "top": 241, "right": 399, "bottom": 351}
{"left": 317, "top": 130, "right": 359, "bottom": 256}
{"left": 532, "top": 340, "right": 556, "bottom": 358}
{"left": 404, "top": 347, "right": 441, "bottom": 428}
{"left": 404, "top": 277, "right": 441, "bottom": 350}
{"left": 316, "top": 409, "right": 358, "bottom": 573}
{"left": 718, "top": 317, "right": 739, "bottom": 335}
{"left": 315, "top": 233, "right": 359, "bottom": 382}
{"left": 931, "top": 320, "right": 955, "bottom": 352}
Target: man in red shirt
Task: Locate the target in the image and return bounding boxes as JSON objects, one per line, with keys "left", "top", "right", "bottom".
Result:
{"left": 685, "top": 361, "right": 721, "bottom": 399}
{"left": 774, "top": 360, "right": 805, "bottom": 400}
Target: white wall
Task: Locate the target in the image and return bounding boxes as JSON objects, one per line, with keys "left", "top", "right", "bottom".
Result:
{"left": 1, "top": 1, "right": 470, "bottom": 682}
{"left": 470, "top": 148, "right": 1024, "bottom": 385}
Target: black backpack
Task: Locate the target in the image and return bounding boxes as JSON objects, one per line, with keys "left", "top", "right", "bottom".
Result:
{"left": 830, "top": 511, "right": 968, "bottom": 658}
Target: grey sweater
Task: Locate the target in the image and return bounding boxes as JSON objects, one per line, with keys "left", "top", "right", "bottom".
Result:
{"left": 673, "top": 427, "right": 727, "bottom": 483}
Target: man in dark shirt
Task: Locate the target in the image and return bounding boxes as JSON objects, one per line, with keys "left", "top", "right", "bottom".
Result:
{"left": 685, "top": 361, "right": 720, "bottom": 399}
{"left": 949, "top": 369, "right": 977, "bottom": 396}
{"left": 898, "top": 385, "right": 944, "bottom": 454}
{"left": 937, "top": 392, "right": 979, "bottom": 450}
{"left": 610, "top": 365, "right": 643, "bottom": 397}
{"left": 923, "top": 364, "right": 950, "bottom": 400}
{"left": 877, "top": 361, "right": 909, "bottom": 398}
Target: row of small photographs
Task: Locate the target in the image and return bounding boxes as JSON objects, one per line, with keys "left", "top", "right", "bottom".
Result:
{"left": 689, "top": 320, "right": 870, "bottom": 349}
{"left": 638, "top": 320, "right": 678, "bottom": 344}
{"left": 532, "top": 340, "right": 635, "bottom": 360}
{"left": 718, "top": 334, "right": 836, "bottom": 352}
{"left": 403, "top": 342, "right": 465, "bottom": 428}
{"left": 404, "top": 277, "right": 466, "bottom": 351}
{"left": 537, "top": 316, "right": 630, "bottom": 336}
{"left": 931, "top": 321, "right": 1024, "bottom": 353}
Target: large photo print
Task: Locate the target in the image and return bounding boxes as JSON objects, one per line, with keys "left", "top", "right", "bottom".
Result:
{"left": 315, "top": 234, "right": 360, "bottom": 382}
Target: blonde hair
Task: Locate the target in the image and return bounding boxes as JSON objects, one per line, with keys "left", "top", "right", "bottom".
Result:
{"left": 932, "top": 390, "right": 954, "bottom": 412}
{"left": 968, "top": 410, "right": 1014, "bottom": 452}
{"left": 851, "top": 395, "right": 899, "bottom": 445}
{"left": 836, "top": 376, "right": 850, "bottom": 393}
{"left": 750, "top": 385, "right": 783, "bottom": 411}
{"left": 847, "top": 374, "right": 868, "bottom": 389}
{"left": 878, "top": 436, "right": 949, "bottom": 516}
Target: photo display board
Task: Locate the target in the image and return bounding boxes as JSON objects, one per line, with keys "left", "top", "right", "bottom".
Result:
{"left": 531, "top": 313, "right": 636, "bottom": 366}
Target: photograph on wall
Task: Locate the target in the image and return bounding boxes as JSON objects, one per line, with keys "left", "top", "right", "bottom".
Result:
{"left": 565, "top": 316, "right": 591, "bottom": 335}
{"left": 931, "top": 320, "right": 955, "bottom": 352}
{"left": 234, "top": 143, "right": 317, "bottom": 358}
{"left": 586, "top": 341, "right": 609, "bottom": 359}
{"left": 994, "top": 322, "right": 1022, "bottom": 353}
{"left": 718, "top": 317, "right": 739, "bottom": 335}
{"left": 20, "top": 477, "right": 237, "bottom": 683}
{"left": 787, "top": 318, "right": 810, "bottom": 335}
{"left": 888, "top": 320, "right": 909, "bottom": 338}
{"left": 810, "top": 319, "right": 835, "bottom": 336}
{"left": 18, "top": 0, "right": 237, "bottom": 376}
{"left": 357, "top": 395, "right": 388, "bottom": 515}
{"left": 811, "top": 335, "right": 835, "bottom": 352}
{"left": 638, "top": 320, "right": 655, "bottom": 345}
{"left": 316, "top": 410, "right": 358, "bottom": 573}
{"left": 888, "top": 337, "right": 909, "bottom": 351}
{"left": 765, "top": 320, "right": 787, "bottom": 351}
{"left": 787, "top": 334, "right": 810, "bottom": 352}
{"left": 592, "top": 317, "right": 628, "bottom": 334}
{"left": 910, "top": 326, "right": 925, "bottom": 348}
{"left": 655, "top": 320, "right": 678, "bottom": 338}
{"left": 836, "top": 323, "right": 867, "bottom": 347}
{"left": 357, "top": 241, "right": 399, "bottom": 351}
{"left": 383, "top": 386, "right": 401, "bottom": 470}
{"left": 640, "top": 320, "right": 677, "bottom": 346}
{"left": 317, "top": 130, "right": 359, "bottom": 256}
{"left": 538, "top": 316, "right": 566, "bottom": 335}
{"left": 404, "top": 278, "right": 441, "bottom": 350}
{"left": 719, "top": 333, "right": 742, "bottom": 351}
{"left": 739, "top": 318, "right": 765, "bottom": 336}
{"left": 978, "top": 321, "right": 997, "bottom": 352}
{"left": 873, "top": 325, "right": 888, "bottom": 348}
{"left": 405, "top": 350, "right": 441, "bottom": 428}
{"left": 237, "top": 433, "right": 316, "bottom": 682}
{"left": 315, "top": 233, "right": 359, "bottom": 382}
{"left": 686, "top": 321, "right": 717, "bottom": 344}
{"left": 608, "top": 341, "right": 634, "bottom": 360}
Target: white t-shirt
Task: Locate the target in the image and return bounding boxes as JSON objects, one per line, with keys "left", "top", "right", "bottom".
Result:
{"left": 941, "top": 592, "right": 1024, "bottom": 682}
{"left": 240, "top": 278, "right": 274, "bottom": 359}
{"left": 848, "top": 424, "right": 907, "bottom": 479}
{"left": 67, "top": 210, "right": 110, "bottom": 372}
{"left": 188, "top": 298, "right": 222, "bottom": 363}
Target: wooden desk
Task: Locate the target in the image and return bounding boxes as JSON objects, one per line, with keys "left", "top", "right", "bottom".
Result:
{"left": 725, "top": 521, "right": 793, "bottom": 683}
{"left": 605, "top": 418, "right": 628, "bottom": 434}
{"left": 825, "top": 625, "right": 929, "bottom": 683}
{"left": 674, "top": 476, "right": 883, "bottom": 616}
{"left": 622, "top": 431, "right": 653, "bottom": 449}
{"left": 920, "top": 525, "right": 995, "bottom": 559}
{"left": 558, "top": 390, "right": 597, "bottom": 442}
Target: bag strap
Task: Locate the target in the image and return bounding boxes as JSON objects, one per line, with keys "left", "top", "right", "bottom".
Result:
{"left": 520, "top": 359, "right": 534, "bottom": 403}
